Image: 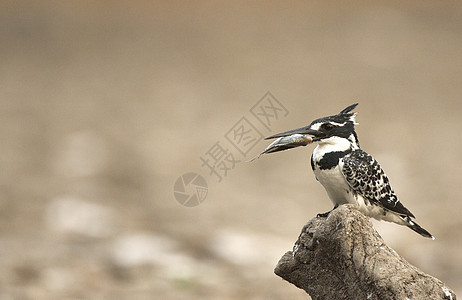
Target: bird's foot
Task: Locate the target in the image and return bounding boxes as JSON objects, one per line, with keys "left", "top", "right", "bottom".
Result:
{"left": 316, "top": 211, "right": 331, "bottom": 218}
{"left": 316, "top": 205, "right": 338, "bottom": 218}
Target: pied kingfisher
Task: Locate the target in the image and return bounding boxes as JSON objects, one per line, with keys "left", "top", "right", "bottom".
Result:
{"left": 266, "top": 103, "right": 433, "bottom": 239}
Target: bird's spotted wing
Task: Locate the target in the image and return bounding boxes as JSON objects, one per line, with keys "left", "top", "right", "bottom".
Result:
{"left": 341, "top": 149, "right": 415, "bottom": 218}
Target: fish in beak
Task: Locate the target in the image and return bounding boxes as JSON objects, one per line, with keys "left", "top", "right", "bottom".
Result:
{"left": 265, "top": 125, "right": 322, "bottom": 141}
{"left": 248, "top": 134, "right": 313, "bottom": 162}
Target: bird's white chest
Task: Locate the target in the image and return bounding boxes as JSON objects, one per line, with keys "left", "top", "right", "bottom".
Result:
{"left": 312, "top": 141, "right": 355, "bottom": 205}
{"left": 313, "top": 163, "right": 353, "bottom": 205}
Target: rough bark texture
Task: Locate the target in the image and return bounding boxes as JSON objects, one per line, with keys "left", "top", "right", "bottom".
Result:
{"left": 274, "top": 204, "right": 456, "bottom": 300}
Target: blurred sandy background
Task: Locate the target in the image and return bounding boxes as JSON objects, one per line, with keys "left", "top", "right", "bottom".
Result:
{"left": 1, "top": 1, "right": 461, "bottom": 299}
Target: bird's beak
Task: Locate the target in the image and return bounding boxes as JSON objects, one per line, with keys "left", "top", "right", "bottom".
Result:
{"left": 265, "top": 126, "right": 321, "bottom": 140}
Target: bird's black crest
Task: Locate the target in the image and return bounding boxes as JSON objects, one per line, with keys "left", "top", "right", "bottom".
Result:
{"left": 339, "top": 103, "right": 358, "bottom": 115}
{"left": 310, "top": 103, "right": 359, "bottom": 126}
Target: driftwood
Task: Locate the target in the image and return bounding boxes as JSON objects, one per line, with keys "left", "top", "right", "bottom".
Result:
{"left": 274, "top": 204, "right": 456, "bottom": 300}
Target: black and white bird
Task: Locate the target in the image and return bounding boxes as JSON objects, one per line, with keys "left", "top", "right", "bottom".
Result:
{"left": 265, "top": 103, "right": 434, "bottom": 239}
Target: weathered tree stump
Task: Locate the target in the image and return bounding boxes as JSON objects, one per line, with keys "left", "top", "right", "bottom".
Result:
{"left": 274, "top": 204, "right": 456, "bottom": 300}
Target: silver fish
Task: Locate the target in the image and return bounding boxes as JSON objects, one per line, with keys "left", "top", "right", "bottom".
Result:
{"left": 248, "top": 134, "right": 313, "bottom": 162}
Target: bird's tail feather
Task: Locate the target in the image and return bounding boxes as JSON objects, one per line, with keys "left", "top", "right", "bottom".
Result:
{"left": 405, "top": 217, "right": 434, "bottom": 240}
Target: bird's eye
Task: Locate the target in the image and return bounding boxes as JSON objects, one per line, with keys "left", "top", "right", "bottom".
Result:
{"left": 322, "top": 123, "right": 335, "bottom": 130}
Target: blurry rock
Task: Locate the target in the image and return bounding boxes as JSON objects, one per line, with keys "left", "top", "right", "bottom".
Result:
{"left": 111, "top": 233, "right": 171, "bottom": 267}
{"left": 13, "top": 263, "right": 40, "bottom": 284}
{"left": 42, "top": 267, "right": 75, "bottom": 291}
{"left": 110, "top": 233, "right": 196, "bottom": 278}
{"left": 46, "top": 196, "right": 115, "bottom": 238}
{"left": 210, "top": 228, "right": 288, "bottom": 267}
